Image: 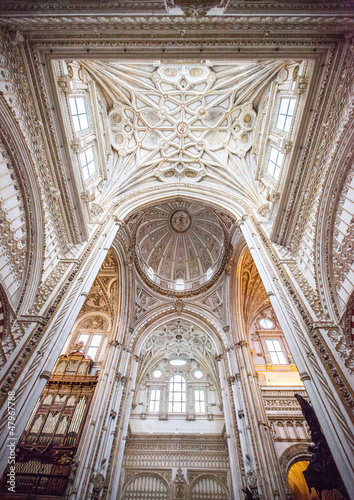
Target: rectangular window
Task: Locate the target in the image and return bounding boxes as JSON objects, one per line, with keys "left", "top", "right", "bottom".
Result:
{"left": 78, "top": 334, "right": 102, "bottom": 361}
{"left": 175, "top": 279, "right": 185, "bottom": 291}
{"left": 78, "top": 334, "right": 89, "bottom": 345}
{"left": 195, "top": 389, "right": 205, "bottom": 413}
{"left": 149, "top": 389, "right": 161, "bottom": 413}
{"left": 80, "top": 147, "right": 96, "bottom": 181}
{"left": 267, "top": 147, "right": 283, "bottom": 181}
{"left": 69, "top": 97, "right": 89, "bottom": 133}
{"left": 86, "top": 335, "right": 102, "bottom": 361}
{"left": 276, "top": 98, "right": 296, "bottom": 133}
{"left": 265, "top": 339, "right": 287, "bottom": 365}
{"left": 169, "top": 375, "right": 186, "bottom": 413}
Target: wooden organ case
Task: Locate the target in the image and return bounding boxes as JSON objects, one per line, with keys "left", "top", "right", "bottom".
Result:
{"left": 0, "top": 351, "right": 98, "bottom": 498}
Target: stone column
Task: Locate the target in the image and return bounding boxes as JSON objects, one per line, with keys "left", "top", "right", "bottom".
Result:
{"left": 216, "top": 353, "right": 243, "bottom": 500}
{"left": 240, "top": 216, "right": 354, "bottom": 497}
{"left": 106, "top": 356, "right": 140, "bottom": 499}
{"left": 230, "top": 340, "right": 284, "bottom": 499}
{"left": 71, "top": 344, "right": 133, "bottom": 499}
{"left": 0, "top": 217, "right": 121, "bottom": 476}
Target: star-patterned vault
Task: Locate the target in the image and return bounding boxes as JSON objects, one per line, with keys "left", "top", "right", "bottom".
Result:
{"left": 79, "top": 60, "right": 289, "bottom": 210}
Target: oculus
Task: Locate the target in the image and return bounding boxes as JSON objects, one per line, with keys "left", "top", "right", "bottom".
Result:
{"left": 153, "top": 369, "right": 162, "bottom": 379}
{"left": 170, "top": 359, "right": 187, "bottom": 366}
{"left": 259, "top": 318, "right": 274, "bottom": 329}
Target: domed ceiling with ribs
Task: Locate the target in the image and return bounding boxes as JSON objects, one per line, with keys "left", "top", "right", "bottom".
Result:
{"left": 134, "top": 200, "right": 226, "bottom": 295}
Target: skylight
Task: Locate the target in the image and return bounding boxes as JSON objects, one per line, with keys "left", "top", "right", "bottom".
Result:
{"left": 69, "top": 97, "right": 89, "bottom": 133}
{"left": 267, "top": 147, "right": 283, "bottom": 181}
{"left": 276, "top": 98, "right": 296, "bottom": 133}
{"left": 80, "top": 147, "right": 96, "bottom": 181}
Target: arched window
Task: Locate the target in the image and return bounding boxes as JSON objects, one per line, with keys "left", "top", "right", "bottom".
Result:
{"left": 168, "top": 375, "right": 186, "bottom": 413}
{"left": 76, "top": 333, "right": 102, "bottom": 361}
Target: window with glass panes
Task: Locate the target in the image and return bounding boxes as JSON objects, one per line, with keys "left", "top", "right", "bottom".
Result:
{"left": 276, "top": 98, "right": 296, "bottom": 133}
{"left": 195, "top": 389, "right": 205, "bottom": 413}
{"left": 267, "top": 147, "right": 283, "bottom": 181}
{"left": 77, "top": 333, "right": 102, "bottom": 361}
{"left": 80, "top": 147, "right": 96, "bottom": 181}
{"left": 168, "top": 375, "right": 186, "bottom": 412}
{"left": 69, "top": 97, "right": 89, "bottom": 133}
{"left": 149, "top": 389, "right": 161, "bottom": 412}
{"left": 265, "top": 339, "right": 287, "bottom": 365}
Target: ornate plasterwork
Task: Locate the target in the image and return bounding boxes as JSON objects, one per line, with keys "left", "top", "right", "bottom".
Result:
{"left": 79, "top": 60, "right": 285, "bottom": 210}
{"left": 286, "top": 261, "right": 326, "bottom": 320}
{"left": 237, "top": 247, "right": 271, "bottom": 334}
{"left": 1, "top": 15, "right": 353, "bottom": 35}
{"left": 200, "top": 285, "right": 224, "bottom": 323}
{"left": 123, "top": 435, "right": 230, "bottom": 468}
{"left": 134, "top": 284, "right": 160, "bottom": 322}
{"left": 139, "top": 319, "right": 219, "bottom": 385}
{"left": 134, "top": 201, "right": 225, "bottom": 292}
{"left": 122, "top": 436, "right": 230, "bottom": 499}
{"left": 0, "top": 212, "right": 112, "bottom": 401}
{"left": 0, "top": 30, "right": 71, "bottom": 253}
{"left": 76, "top": 249, "right": 119, "bottom": 326}
{"left": 0, "top": 138, "right": 27, "bottom": 304}
{"left": 131, "top": 199, "right": 231, "bottom": 298}
{"left": 0, "top": 1, "right": 352, "bottom": 16}
{"left": 252, "top": 217, "right": 354, "bottom": 421}
{"left": 166, "top": 0, "right": 229, "bottom": 16}
{"left": 141, "top": 319, "right": 216, "bottom": 360}
{"left": 28, "top": 261, "right": 71, "bottom": 315}
{"left": 277, "top": 39, "right": 353, "bottom": 261}
{"left": 0, "top": 285, "right": 9, "bottom": 340}
{"left": 332, "top": 163, "right": 354, "bottom": 297}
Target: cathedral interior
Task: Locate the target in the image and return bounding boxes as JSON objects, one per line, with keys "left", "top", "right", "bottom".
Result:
{"left": 0, "top": 2, "right": 353, "bottom": 500}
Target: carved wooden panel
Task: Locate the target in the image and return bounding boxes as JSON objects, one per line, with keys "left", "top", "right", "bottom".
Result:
{"left": 0, "top": 352, "right": 97, "bottom": 497}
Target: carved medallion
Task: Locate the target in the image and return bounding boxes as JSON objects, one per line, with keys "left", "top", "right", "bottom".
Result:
{"left": 170, "top": 210, "right": 192, "bottom": 233}
{"left": 176, "top": 121, "right": 189, "bottom": 136}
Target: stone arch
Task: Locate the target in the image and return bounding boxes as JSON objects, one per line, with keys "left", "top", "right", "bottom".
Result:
{"left": 0, "top": 108, "right": 44, "bottom": 314}
{"left": 316, "top": 124, "right": 354, "bottom": 320}
{"left": 61, "top": 247, "right": 121, "bottom": 357}
{"left": 189, "top": 473, "right": 230, "bottom": 500}
{"left": 344, "top": 290, "right": 354, "bottom": 345}
{"left": 232, "top": 245, "right": 271, "bottom": 342}
{"left": 131, "top": 308, "right": 227, "bottom": 358}
{"left": 111, "top": 184, "right": 249, "bottom": 224}
{"left": 279, "top": 443, "right": 312, "bottom": 481}
{"left": 134, "top": 315, "right": 223, "bottom": 398}
{"left": 0, "top": 284, "right": 10, "bottom": 341}
{"left": 121, "top": 472, "right": 170, "bottom": 500}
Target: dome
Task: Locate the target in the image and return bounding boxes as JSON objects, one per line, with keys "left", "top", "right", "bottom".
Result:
{"left": 134, "top": 201, "right": 226, "bottom": 295}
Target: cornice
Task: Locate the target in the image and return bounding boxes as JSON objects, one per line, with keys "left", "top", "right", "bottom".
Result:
{"left": 0, "top": 2, "right": 353, "bottom": 16}
{"left": 0, "top": 15, "right": 353, "bottom": 35}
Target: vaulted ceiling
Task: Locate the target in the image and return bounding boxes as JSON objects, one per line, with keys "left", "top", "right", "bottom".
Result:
{"left": 74, "top": 59, "right": 303, "bottom": 213}
{"left": 134, "top": 200, "right": 226, "bottom": 292}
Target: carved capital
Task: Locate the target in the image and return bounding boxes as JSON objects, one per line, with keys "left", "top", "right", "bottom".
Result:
{"left": 299, "top": 372, "right": 311, "bottom": 382}
{"left": 40, "top": 370, "right": 51, "bottom": 380}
